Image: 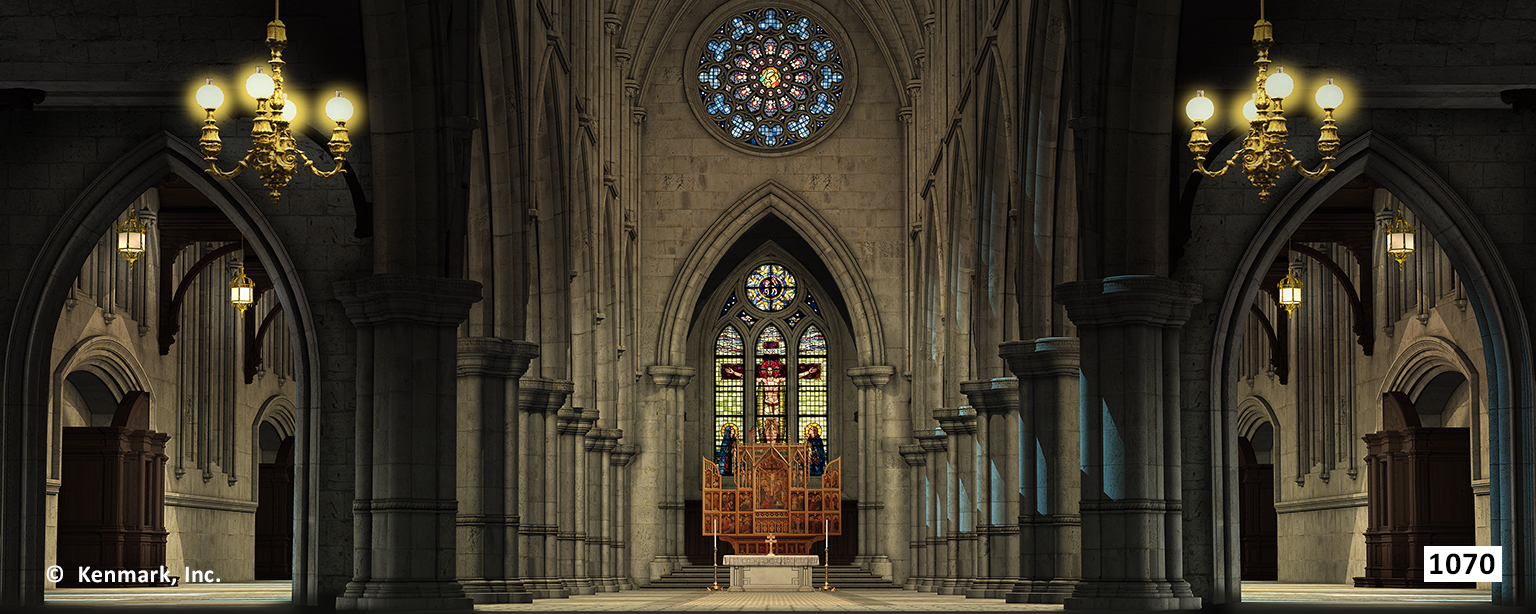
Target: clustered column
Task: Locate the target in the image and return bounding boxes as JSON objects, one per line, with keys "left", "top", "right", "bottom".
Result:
{"left": 1056, "top": 276, "right": 1201, "bottom": 611}
{"left": 554, "top": 408, "right": 599, "bottom": 594}
{"left": 934, "top": 408, "right": 978, "bottom": 596}
{"left": 519, "top": 378, "right": 574, "bottom": 598}
{"left": 334, "top": 275, "right": 480, "bottom": 611}
{"left": 455, "top": 337, "right": 538, "bottom": 604}
{"left": 914, "top": 428, "right": 948, "bottom": 592}
{"left": 898, "top": 442, "right": 928, "bottom": 590}
{"left": 608, "top": 444, "right": 639, "bottom": 589}
{"left": 584, "top": 426, "right": 623, "bottom": 592}
{"left": 1001, "top": 337, "right": 1082, "bottom": 604}
{"left": 848, "top": 366, "right": 895, "bottom": 580}
{"left": 960, "top": 377, "right": 1021, "bottom": 599}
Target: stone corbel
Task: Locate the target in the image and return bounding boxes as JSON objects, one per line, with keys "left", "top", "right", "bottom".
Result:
{"left": 520, "top": 378, "right": 575, "bottom": 414}
{"left": 847, "top": 365, "right": 895, "bottom": 390}
{"left": 959, "top": 378, "right": 1019, "bottom": 413}
{"left": 457, "top": 338, "right": 539, "bottom": 379}
{"left": 915, "top": 428, "right": 948, "bottom": 452}
{"left": 646, "top": 365, "right": 695, "bottom": 389}
{"left": 933, "top": 408, "right": 978, "bottom": 435}
{"left": 610, "top": 443, "right": 638, "bottom": 466}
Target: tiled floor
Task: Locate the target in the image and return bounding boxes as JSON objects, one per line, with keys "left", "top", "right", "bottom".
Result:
{"left": 39, "top": 581, "right": 1495, "bottom": 611}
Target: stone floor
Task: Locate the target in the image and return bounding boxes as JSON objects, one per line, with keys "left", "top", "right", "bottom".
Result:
{"left": 37, "top": 581, "right": 1496, "bottom": 612}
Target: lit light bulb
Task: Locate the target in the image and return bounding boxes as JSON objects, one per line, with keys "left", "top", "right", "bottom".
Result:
{"left": 1242, "top": 95, "right": 1258, "bottom": 122}
{"left": 325, "top": 90, "right": 354, "bottom": 122}
{"left": 1316, "top": 77, "right": 1344, "bottom": 110}
{"left": 245, "top": 67, "right": 275, "bottom": 100}
{"left": 280, "top": 97, "right": 297, "bottom": 122}
{"left": 1265, "top": 67, "right": 1295, "bottom": 100}
{"left": 196, "top": 78, "right": 224, "bottom": 111}
{"left": 1186, "top": 90, "right": 1215, "bottom": 122}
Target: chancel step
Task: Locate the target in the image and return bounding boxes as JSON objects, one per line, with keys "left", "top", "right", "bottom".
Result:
{"left": 645, "top": 565, "right": 902, "bottom": 589}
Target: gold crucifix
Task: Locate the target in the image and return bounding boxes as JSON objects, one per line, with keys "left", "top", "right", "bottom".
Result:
{"left": 765, "top": 534, "right": 777, "bottom": 556}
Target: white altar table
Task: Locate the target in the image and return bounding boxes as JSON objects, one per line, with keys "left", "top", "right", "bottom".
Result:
{"left": 722, "top": 554, "right": 819, "bottom": 592}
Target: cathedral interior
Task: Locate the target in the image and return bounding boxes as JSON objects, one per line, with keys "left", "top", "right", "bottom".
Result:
{"left": 1, "top": 0, "right": 1534, "bottom": 611}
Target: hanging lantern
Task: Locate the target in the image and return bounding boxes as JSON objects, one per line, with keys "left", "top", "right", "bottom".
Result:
{"left": 116, "top": 207, "right": 149, "bottom": 269}
{"left": 230, "top": 267, "right": 256, "bottom": 315}
{"left": 1277, "top": 268, "right": 1303, "bottom": 314}
{"left": 1385, "top": 209, "right": 1416, "bottom": 268}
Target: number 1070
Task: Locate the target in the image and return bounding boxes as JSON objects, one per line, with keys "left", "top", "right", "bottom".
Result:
{"left": 1424, "top": 546, "right": 1502, "bottom": 582}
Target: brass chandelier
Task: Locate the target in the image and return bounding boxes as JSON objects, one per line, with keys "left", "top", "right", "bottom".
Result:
{"left": 193, "top": 0, "right": 355, "bottom": 202}
{"left": 1184, "top": 0, "right": 1344, "bottom": 202}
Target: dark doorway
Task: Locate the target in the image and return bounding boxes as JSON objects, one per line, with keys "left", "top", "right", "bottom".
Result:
{"left": 1239, "top": 426, "right": 1278, "bottom": 581}
{"left": 254, "top": 431, "right": 294, "bottom": 580}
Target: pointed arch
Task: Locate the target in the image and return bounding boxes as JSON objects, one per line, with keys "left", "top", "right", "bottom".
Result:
{"left": 1211, "top": 131, "right": 1533, "bottom": 605}
{"left": 653, "top": 180, "right": 886, "bottom": 368}
{"left": 49, "top": 335, "right": 156, "bottom": 479}
{"left": 2, "top": 131, "right": 322, "bottom": 607}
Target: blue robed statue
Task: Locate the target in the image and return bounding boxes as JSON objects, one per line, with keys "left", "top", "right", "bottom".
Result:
{"left": 716, "top": 423, "right": 738, "bottom": 475}
{"left": 806, "top": 423, "right": 827, "bottom": 476}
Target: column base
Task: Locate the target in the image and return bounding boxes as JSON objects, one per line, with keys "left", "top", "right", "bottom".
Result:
{"left": 1006, "top": 578, "right": 1078, "bottom": 603}
{"left": 649, "top": 558, "right": 670, "bottom": 581}
{"left": 870, "top": 556, "right": 893, "bottom": 581}
{"left": 1064, "top": 580, "right": 1199, "bottom": 610}
{"left": 965, "top": 578, "right": 999, "bottom": 599}
{"left": 335, "top": 580, "right": 475, "bottom": 610}
{"left": 527, "top": 578, "right": 570, "bottom": 599}
{"left": 460, "top": 579, "right": 534, "bottom": 604}
{"left": 937, "top": 577, "right": 963, "bottom": 595}
{"left": 598, "top": 577, "right": 620, "bottom": 592}
{"left": 564, "top": 577, "right": 597, "bottom": 595}
{"left": 916, "top": 576, "right": 936, "bottom": 592}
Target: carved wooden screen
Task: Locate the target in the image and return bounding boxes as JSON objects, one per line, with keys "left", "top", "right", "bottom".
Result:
{"left": 702, "top": 439, "right": 840, "bottom": 555}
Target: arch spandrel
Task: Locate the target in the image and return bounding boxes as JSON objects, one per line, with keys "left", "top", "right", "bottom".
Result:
{"left": 651, "top": 179, "right": 886, "bottom": 370}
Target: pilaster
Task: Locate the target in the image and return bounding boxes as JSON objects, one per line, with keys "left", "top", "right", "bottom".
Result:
{"left": 456, "top": 337, "right": 538, "bottom": 604}
{"left": 334, "top": 274, "right": 480, "bottom": 611}
{"left": 1055, "top": 276, "right": 1201, "bottom": 611}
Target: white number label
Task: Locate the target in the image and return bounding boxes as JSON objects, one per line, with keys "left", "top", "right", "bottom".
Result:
{"left": 1425, "top": 546, "right": 1502, "bottom": 582}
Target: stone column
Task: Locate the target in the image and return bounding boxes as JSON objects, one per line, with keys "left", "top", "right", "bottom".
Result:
{"left": 935, "top": 409, "right": 977, "bottom": 595}
{"left": 334, "top": 274, "right": 480, "bottom": 610}
{"left": 609, "top": 444, "right": 638, "bottom": 589}
{"left": 644, "top": 366, "right": 693, "bottom": 579}
{"left": 1056, "top": 276, "right": 1201, "bottom": 611}
{"left": 586, "top": 427, "right": 621, "bottom": 592}
{"left": 520, "top": 377, "right": 574, "bottom": 599}
{"left": 898, "top": 443, "right": 927, "bottom": 590}
{"left": 915, "top": 428, "right": 948, "bottom": 592}
{"left": 848, "top": 366, "right": 895, "bottom": 578}
{"left": 456, "top": 337, "right": 538, "bottom": 604}
{"left": 962, "top": 377, "right": 1021, "bottom": 599}
{"left": 1001, "top": 337, "right": 1082, "bottom": 604}
{"left": 555, "top": 408, "right": 598, "bottom": 594}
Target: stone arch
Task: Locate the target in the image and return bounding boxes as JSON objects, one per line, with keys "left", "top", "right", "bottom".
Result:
{"left": 1236, "top": 395, "right": 1278, "bottom": 443}
{"left": 1379, "top": 335, "right": 1484, "bottom": 479}
{"left": 1210, "top": 131, "right": 1533, "bottom": 605}
{"left": 252, "top": 394, "right": 298, "bottom": 458}
{"left": 1, "top": 131, "right": 323, "bottom": 607}
{"left": 49, "top": 335, "right": 155, "bottom": 479}
{"left": 653, "top": 180, "right": 887, "bottom": 368}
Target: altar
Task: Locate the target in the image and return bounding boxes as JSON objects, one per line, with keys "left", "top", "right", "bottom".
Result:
{"left": 723, "top": 554, "right": 819, "bottom": 591}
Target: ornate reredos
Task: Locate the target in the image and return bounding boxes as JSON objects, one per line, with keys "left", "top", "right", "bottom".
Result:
{"left": 685, "top": 1, "right": 858, "bottom": 157}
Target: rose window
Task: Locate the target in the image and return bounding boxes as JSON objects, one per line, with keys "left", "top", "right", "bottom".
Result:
{"left": 692, "top": 6, "right": 852, "bottom": 154}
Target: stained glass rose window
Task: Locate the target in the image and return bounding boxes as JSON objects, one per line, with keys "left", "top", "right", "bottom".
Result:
{"left": 691, "top": 5, "right": 854, "bottom": 155}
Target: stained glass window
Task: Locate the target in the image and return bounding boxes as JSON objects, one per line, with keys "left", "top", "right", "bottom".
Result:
{"left": 786, "top": 310, "right": 805, "bottom": 328}
{"left": 694, "top": 7, "right": 848, "bottom": 152}
{"left": 796, "top": 325, "right": 828, "bottom": 461}
{"left": 714, "top": 327, "right": 746, "bottom": 457}
{"left": 746, "top": 264, "right": 796, "bottom": 311}
{"left": 720, "top": 292, "right": 738, "bottom": 317}
{"left": 804, "top": 291, "right": 821, "bottom": 315}
{"left": 755, "top": 324, "right": 788, "bottom": 443}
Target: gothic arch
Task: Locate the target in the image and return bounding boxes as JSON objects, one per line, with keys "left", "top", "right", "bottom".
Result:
{"left": 252, "top": 394, "right": 298, "bottom": 450}
{"left": 49, "top": 335, "right": 155, "bottom": 479}
{"left": 1211, "top": 131, "right": 1534, "bottom": 605}
{"left": 1379, "top": 335, "right": 1484, "bottom": 479}
{"left": 653, "top": 180, "right": 887, "bottom": 368}
{"left": 0, "top": 131, "right": 322, "bottom": 607}
{"left": 1235, "top": 395, "right": 1277, "bottom": 443}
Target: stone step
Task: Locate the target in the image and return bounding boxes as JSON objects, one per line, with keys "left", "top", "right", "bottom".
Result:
{"left": 646, "top": 565, "right": 902, "bottom": 589}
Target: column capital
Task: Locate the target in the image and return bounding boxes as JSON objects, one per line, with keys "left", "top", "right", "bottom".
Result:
{"left": 334, "top": 274, "right": 482, "bottom": 327}
{"left": 959, "top": 377, "right": 1019, "bottom": 414}
{"left": 1054, "top": 275, "right": 1202, "bottom": 328}
{"left": 914, "top": 428, "right": 948, "bottom": 451}
{"left": 999, "top": 337, "right": 1081, "bottom": 379}
{"left": 933, "top": 407, "right": 979, "bottom": 434}
{"left": 556, "top": 408, "right": 598, "bottom": 436}
{"left": 518, "top": 377, "right": 574, "bottom": 413}
{"left": 646, "top": 364, "right": 695, "bottom": 389}
{"left": 899, "top": 444, "right": 928, "bottom": 466}
{"left": 585, "top": 427, "right": 622, "bottom": 452}
{"left": 609, "top": 443, "right": 639, "bottom": 466}
{"left": 847, "top": 365, "right": 896, "bottom": 390}
{"left": 456, "top": 337, "right": 540, "bottom": 378}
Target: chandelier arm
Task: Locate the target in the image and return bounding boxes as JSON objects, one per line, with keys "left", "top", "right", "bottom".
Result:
{"left": 1294, "top": 158, "right": 1334, "bottom": 179}
{"left": 206, "top": 153, "right": 252, "bottom": 179}
{"left": 1194, "top": 151, "right": 1241, "bottom": 178}
{"left": 298, "top": 149, "right": 347, "bottom": 178}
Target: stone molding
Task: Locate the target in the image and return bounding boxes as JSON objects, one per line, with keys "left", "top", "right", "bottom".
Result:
{"left": 334, "top": 274, "right": 483, "bottom": 327}
{"left": 519, "top": 377, "right": 575, "bottom": 413}
{"left": 353, "top": 498, "right": 459, "bottom": 512}
{"left": 959, "top": 377, "right": 1019, "bottom": 413}
{"left": 847, "top": 365, "right": 896, "bottom": 390}
{"left": 1078, "top": 498, "right": 1180, "bottom": 513}
{"left": 932, "top": 407, "right": 978, "bottom": 434}
{"left": 455, "top": 514, "right": 520, "bottom": 525}
{"left": 646, "top": 364, "right": 696, "bottom": 389}
{"left": 999, "top": 337, "right": 1081, "bottom": 379}
{"left": 456, "top": 338, "right": 540, "bottom": 379}
{"left": 610, "top": 444, "right": 639, "bottom": 466}
{"left": 556, "top": 408, "right": 599, "bottom": 436}
{"left": 898, "top": 444, "right": 927, "bottom": 466}
{"left": 1054, "top": 275, "right": 1202, "bottom": 328}
{"left": 914, "top": 429, "right": 948, "bottom": 452}
{"left": 585, "top": 428, "right": 622, "bottom": 452}
{"left": 163, "top": 491, "right": 259, "bottom": 514}
{"left": 1272, "top": 492, "right": 1368, "bottom": 514}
